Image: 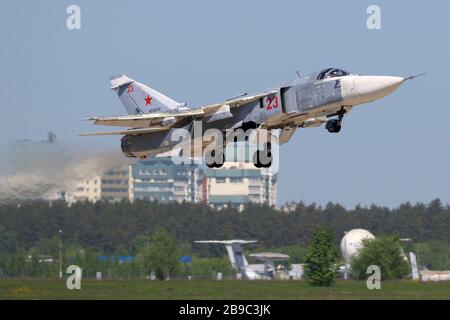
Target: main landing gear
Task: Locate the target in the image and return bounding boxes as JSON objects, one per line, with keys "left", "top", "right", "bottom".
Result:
{"left": 204, "top": 127, "right": 273, "bottom": 169}
{"left": 205, "top": 143, "right": 273, "bottom": 168}
{"left": 253, "top": 142, "right": 272, "bottom": 168}
{"left": 205, "top": 148, "right": 225, "bottom": 169}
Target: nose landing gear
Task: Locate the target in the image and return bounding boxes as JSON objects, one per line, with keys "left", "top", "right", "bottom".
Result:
{"left": 325, "top": 119, "right": 342, "bottom": 133}
{"left": 326, "top": 107, "right": 347, "bottom": 133}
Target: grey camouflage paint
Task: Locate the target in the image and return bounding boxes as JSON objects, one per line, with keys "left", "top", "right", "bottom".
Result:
{"left": 120, "top": 69, "right": 346, "bottom": 157}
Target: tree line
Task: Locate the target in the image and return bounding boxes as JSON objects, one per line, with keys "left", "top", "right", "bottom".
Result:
{"left": 0, "top": 199, "right": 449, "bottom": 277}
{"left": 0, "top": 198, "right": 448, "bottom": 254}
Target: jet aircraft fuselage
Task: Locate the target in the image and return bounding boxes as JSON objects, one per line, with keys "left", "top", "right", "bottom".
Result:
{"left": 83, "top": 68, "right": 419, "bottom": 168}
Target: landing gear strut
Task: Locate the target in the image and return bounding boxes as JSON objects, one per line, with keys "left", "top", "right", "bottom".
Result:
{"left": 205, "top": 148, "right": 225, "bottom": 168}
{"left": 253, "top": 142, "right": 272, "bottom": 168}
{"left": 326, "top": 108, "right": 346, "bottom": 133}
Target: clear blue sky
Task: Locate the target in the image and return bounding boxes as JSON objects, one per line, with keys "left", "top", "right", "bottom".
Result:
{"left": 1, "top": 0, "right": 449, "bottom": 207}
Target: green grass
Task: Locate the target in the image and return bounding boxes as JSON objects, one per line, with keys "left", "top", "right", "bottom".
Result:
{"left": 0, "top": 279, "right": 449, "bottom": 300}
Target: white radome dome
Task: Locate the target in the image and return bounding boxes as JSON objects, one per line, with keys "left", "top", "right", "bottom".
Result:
{"left": 340, "top": 229, "right": 375, "bottom": 264}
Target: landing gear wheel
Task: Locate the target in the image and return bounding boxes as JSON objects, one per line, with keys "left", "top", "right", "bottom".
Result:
{"left": 326, "top": 107, "right": 347, "bottom": 133}
{"left": 325, "top": 119, "right": 342, "bottom": 133}
{"left": 253, "top": 143, "right": 272, "bottom": 168}
{"left": 205, "top": 149, "right": 225, "bottom": 168}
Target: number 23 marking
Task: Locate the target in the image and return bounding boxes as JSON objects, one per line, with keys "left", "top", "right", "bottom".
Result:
{"left": 265, "top": 96, "right": 279, "bottom": 110}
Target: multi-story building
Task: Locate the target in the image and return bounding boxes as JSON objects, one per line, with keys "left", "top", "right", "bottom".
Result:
{"left": 64, "top": 157, "right": 277, "bottom": 207}
{"left": 131, "top": 157, "right": 202, "bottom": 203}
{"left": 100, "top": 166, "right": 133, "bottom": 202}
{"left": 66, "top": 177, "right": 101, "bottom": 204}
{"left": 203, "top": 161, "right": 277, "bottom": 209}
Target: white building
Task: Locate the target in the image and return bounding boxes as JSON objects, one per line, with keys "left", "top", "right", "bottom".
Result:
{"left": 131, "top": 157, "right": 202, "bottom": 203}
{"left": 101, "top": 166, "right": 133, "bottom": 202}
{"left": 65, "top": 177, "right": 101, "bottom": 204}
{"left": 203, "top": 161, "right": 277, "bottom": 209}
{"left": 63, "top": 158, "right": 277, "bottom": 207}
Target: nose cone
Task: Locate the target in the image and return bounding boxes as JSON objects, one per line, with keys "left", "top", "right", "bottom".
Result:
{"left": 356, "top": 76, "right": 404, "bottom": 102}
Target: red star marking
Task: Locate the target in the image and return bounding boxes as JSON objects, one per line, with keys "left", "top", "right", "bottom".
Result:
{"left": 127, "top": 85, "right": 133, "bottom": 93}
{"left": 144, "top": 95, "right": 152, "bottom": 106}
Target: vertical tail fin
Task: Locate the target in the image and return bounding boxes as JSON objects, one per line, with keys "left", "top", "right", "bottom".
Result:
{"left": 195, "top": 240, "right": 256, "bottom": 273}
{"left": 409, "top": 252, "right": 420, "bottom": 280}
{"left": 109, "top": 74, "right": 185, "bottom": 115}
{"left": 225, "top": 243, "right": 248, "bottom": 271}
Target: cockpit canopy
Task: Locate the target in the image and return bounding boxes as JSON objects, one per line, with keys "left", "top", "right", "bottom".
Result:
{"left": 317, "top": 68, "right": 350, "bottom": 80}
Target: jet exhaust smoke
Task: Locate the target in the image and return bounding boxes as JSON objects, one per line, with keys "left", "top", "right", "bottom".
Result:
{"left": 0, "top": 139, "right": 130, "bottom": 203}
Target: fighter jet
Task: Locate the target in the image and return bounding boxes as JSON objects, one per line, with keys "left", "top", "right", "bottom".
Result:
{"left": 82, "top": 68, "right": 423, "bottom": 168}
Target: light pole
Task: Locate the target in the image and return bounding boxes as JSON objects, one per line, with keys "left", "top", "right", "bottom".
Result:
{"left": 59, "top": 229, "right": 63, "bottom": 279}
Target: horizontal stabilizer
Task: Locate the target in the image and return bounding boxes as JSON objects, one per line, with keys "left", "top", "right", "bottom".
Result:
{"left": 88, "top": 108, "right": 205, "bottom": 127}
{"left": 195, "top": 240, "right": 258, "bottom": 245}
{"left": 79, "top": 127, "right": 167, "bottom": 136}
{"left": 249, "top": 252, "right": 290, "bottom": 261}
